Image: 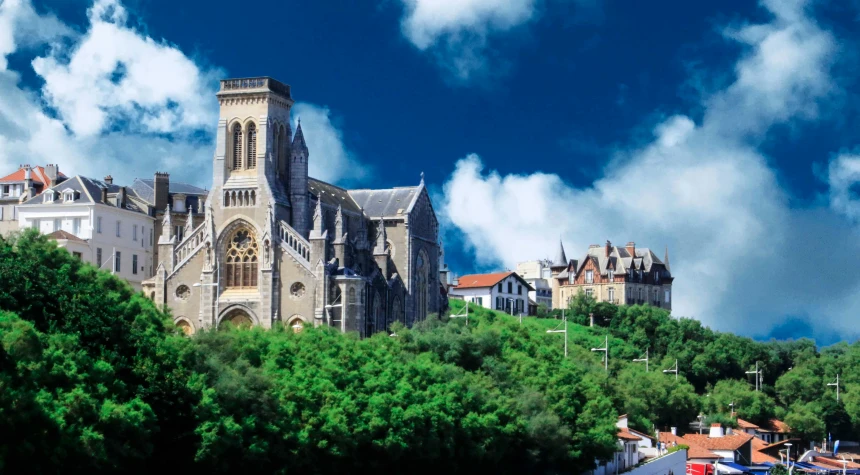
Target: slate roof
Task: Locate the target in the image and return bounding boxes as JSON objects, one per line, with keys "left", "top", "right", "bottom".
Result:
{"left": 20, "top": 175, "right": 147, "bottom": 215}
{"left": 552, "top": 240, "right": 567, "bottom": 267}
{"left": 131, "top": 178, "right": 207, "bottom": 205}
{"left": 348, "top": 186, "right": 421, "bottom": 218}
{"left": 47, "top": 230, "right": 85, "bottom": 242}
{"left": 308, "top": 178, "right": 362, "bottom": 214}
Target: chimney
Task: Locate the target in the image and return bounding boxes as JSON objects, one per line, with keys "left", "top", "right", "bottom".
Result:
{"left": 104, "top": 175, "right": 113, "bottom": 185}
{"left": 45, "top": 164, "right": 58, "bottom": 184}
{"left": 118, "top": 186, "right": 127, "bottom": 208}
{"left": 709, "top": 423, "right": 724, "bottom": 438}
{"left": 726, "top": 427, "right": 733, "bottom": 436}
{"left": 154, "top": 172, "right": 169, "bottom": 211}
{"left": 23, "top": 166, "right": 33, "bottom": 199}
{"left": 626, "top": 242, "right": 636, "bottom": 257}
{"left": 670, "top": 427, "right": 677, "bottom": 436}
{"left": 606, "top": 240, "right": 611, "bottom": 257}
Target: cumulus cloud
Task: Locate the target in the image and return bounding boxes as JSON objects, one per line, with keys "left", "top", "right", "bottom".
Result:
{"left": 398, "top": 0, "right": 580, "bottom": 82}
{"left": 292, "top": 103, "right": 369, "bottom": 186}
{"left": 0, "top": 0, "right": 217, "bottom": 186}
{"left": 440, "top": 0, "right": 860, "bottom": 339}
{"left": 0, "top": 0, "right": 365, "bottom": 190}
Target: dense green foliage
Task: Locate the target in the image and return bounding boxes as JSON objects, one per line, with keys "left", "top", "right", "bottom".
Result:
{"left": 0, "top": 231, "right": 858, "bottom": 473}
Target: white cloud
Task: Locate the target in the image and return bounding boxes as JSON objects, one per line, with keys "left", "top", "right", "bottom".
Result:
{"left": 31, "top": 0, "right": 218, "bottom": 137}
{"left": 440, "top": 0, "right": 860, "bottom": 339}
{"left": 0, "top": 0, "right": 366, "bottom": 190}
{"left": 397, "top": 0, "right": 567, "bottom": 82}
{"left": 292, "top": 103, "right": 369, "bottom": 186}
{"left": 828, "top": 153, "right": 860, "bottom": 221}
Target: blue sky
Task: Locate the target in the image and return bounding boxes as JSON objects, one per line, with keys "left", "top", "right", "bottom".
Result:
{"left": 1, "top": 0, "right": 860, "bottom": 343}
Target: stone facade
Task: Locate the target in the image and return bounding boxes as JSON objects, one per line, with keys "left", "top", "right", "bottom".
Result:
{"left": 143, "top": 77, "right": 442, "bottom": 336}
{"left": 551, "top": 241, "right": 673, "bottom": 311}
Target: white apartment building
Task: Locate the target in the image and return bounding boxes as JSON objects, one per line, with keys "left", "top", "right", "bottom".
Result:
{"left": 515, "top": 259, "right": 554, "bottom": 310}
{"left": 449, "top": 271, "right": 535, "bottom": 315}
{"left": 17, "top": 175, "right": 155, "bottom": 290}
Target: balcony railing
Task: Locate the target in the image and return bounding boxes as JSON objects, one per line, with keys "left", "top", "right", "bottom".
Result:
{"left": 219, "top": 77, "right": 291, "bottom": 98}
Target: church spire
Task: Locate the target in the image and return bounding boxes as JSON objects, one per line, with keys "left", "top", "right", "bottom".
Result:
{"left": 334, "top": 204, "right": 346, "bottom": 242}
{"left": 292, "top": 118, "right": 308, "bottom": 153}
{"left": 373, "top": 219, "right": 387, "bottom": 255}
{"left": 664, "top": 246, "right": 671, "bottom": 272}
{"left": 184, "top": 204, "right": 194, "bottom": 240}
{"left": 312, "top": 198, "right": 323, "bottom": 235}
{"left": 552, "top": 238, "right": 567, "bottom": 267}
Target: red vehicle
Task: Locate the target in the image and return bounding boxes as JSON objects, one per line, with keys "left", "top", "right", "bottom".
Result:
{"left": 688, "top": 463, "right": 715, "bottom": 475}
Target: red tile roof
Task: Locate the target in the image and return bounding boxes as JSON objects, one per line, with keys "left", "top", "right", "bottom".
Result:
{"left": 0, "top": 165, "right": 65, "bottom": 187}
{"left": 687, "top": 446, "right": 721, "bottom": 460}
{"left": 758, "top": 419, "right": 790, "bottom": 434}
{"left": 682, "top": 432, "right": 754, "bottom": 451}
{"left": 47, "top": 230, "right": 85, "bottom": 242}
{"left": 618, "top": 428, "right": 642, "bottom": 441}
{"left": 751, "top": 438, "right": 778, "bottom": 464}
{"left": 736, "top": 418, "right": 760, "bottom": 430}
{"left": 454, "top": 272, "right": 514, "bottom": 289}
{"left": 814, "top": 457, "right": 860, "bottom": 470}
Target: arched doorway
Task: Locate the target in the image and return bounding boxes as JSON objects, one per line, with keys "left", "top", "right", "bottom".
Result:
{"left": 175, "top": 318, "right": 194, "bottom": 336}
{"left": 220, "top": 309, "right": 254, "bottom": 329}
{"left": 288, "top": 315, "right": 304, "bottom": 333}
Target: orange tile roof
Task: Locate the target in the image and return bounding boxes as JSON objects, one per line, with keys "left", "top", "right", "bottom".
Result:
{"left": 454, "top": 271, "right": 514, "bottom": 289}
{"left": 751, "top": 438, "right": 778, "bottom": 464}
{"left": 682, "top": 432, "right": 754, "bottom": 451}
{"left": 687, "top": 446, "right": 721, "bottom": 460}
{"left": 47, "top": 230, "right": 85, "bottom": 242}
{"left": 618, "top": 428, "right": 642, "bottom": 441}
{"left": 737, "top": 418, "right": 760, "bottom": 430}
{"left": 0, "top": 165, "right": 65, "bottom": 187}
{"left": 814, "top": 457, "right": 860, "bottom": 470}
{"left": 758, "top": 419, "right": 790, "bottom": 434}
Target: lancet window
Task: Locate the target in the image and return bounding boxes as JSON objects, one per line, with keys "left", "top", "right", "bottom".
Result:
{"left": 232, "top": 123, "right": 243, "bottom": 170}
{"left": 247, "top": 123, "right": 257, "bottom": 169}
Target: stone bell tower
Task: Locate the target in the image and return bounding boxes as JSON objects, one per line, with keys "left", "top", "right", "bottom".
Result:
{"left": 212, "top": 77, "right": 295, "bottom": 219}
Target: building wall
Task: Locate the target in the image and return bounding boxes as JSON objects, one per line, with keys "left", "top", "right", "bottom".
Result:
{"left": 0, "top": 202, "right": 20, "bottom": 234}
{"left": 17, "top": 203, "right": 154, "bottom": 289}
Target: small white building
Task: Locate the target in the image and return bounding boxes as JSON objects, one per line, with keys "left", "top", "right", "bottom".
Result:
{"left": 449, "top": 271, "right": 534, "bottom": 315}
{"left": 515, "top": 259, "right": 554, "bottom": 310}
{"left": 17, "top": 175, "right": 155, "bottom": 290}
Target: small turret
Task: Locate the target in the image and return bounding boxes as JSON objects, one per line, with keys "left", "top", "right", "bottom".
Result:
{"left": 290, "top": 119, "right": 309, "bottom": 237}
{"left": 373, "top": 219, "right": 389, "bottom": 278}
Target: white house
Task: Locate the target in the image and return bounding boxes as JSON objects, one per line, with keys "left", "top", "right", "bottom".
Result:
{"left": 449, "top": 271, "right": 535, "bottom": 315}
{"left": 17, "top": 175, "right": 155, "bottom": 290}
{"left": 515, "top": 259, "right": 554, "bottom": 310}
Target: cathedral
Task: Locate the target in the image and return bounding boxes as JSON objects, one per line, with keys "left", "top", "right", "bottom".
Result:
{"left": 143, "top": 77, "right": 443, "bottom": 336}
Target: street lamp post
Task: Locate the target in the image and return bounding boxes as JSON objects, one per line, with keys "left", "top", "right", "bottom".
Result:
{"left": 828, "top": 374, "right": 840, "bottom": 401}
{"left": 591, "top": 335, "right": 608, "bottom": 372}
{"left": 633, "top": 348, "right": 649, "bottom": 372}
{"left": 663, "top": 359, "right": 678, "bottom": 381}
{"left": 193, "top": 264, "right": 220, "bottom": 327}
{"left": 547, "top": 316, "right": 567, "bottom": 357}
{"left": 746, "top": 361, "right": 762, "bottom": 392}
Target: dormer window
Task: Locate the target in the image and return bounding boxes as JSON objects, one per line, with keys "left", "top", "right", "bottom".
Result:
{"left": 173, "top": 196, "right": 186, "bottom": 213}
{"left": 62, "top": 189, "right": 76, "bottom": 203}
{"left": 44, "top": 191, "right": 55, "bottom": 203}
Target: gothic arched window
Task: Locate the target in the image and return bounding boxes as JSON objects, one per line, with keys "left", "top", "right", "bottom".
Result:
{"left": 247, "top": 123, "right": 257, "bottom": 169}
{"left": 231, "top": 123, "right": 243, "bottom": 170}
{"left": 225, "top": 227, "right": 258, "bottom": 289}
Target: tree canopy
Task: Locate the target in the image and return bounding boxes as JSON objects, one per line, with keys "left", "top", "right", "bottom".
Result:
{"left": 0, "top": 230, "right": 858, "bottom": 472}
